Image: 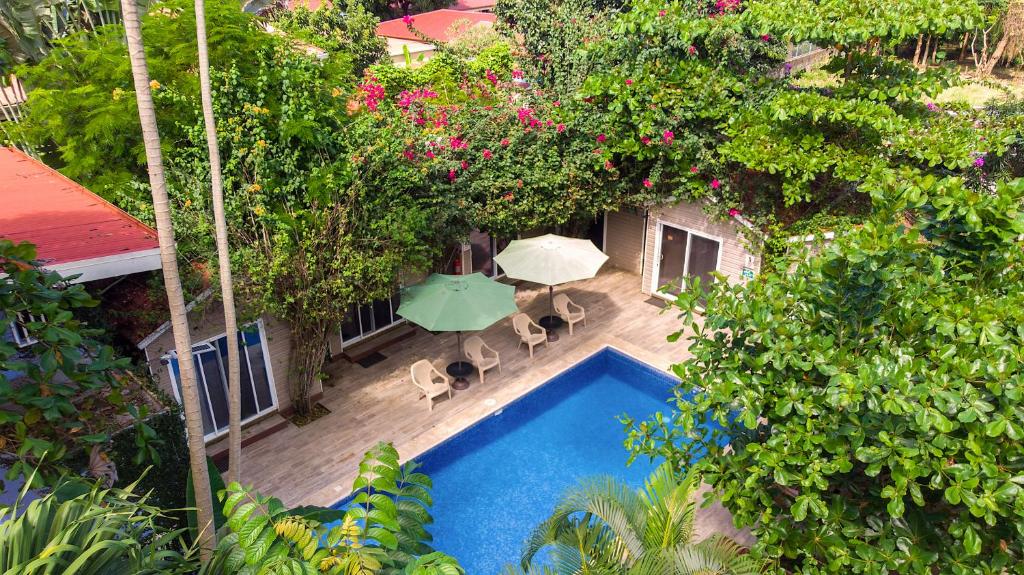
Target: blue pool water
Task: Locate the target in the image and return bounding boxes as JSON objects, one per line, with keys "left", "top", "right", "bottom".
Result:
{"left": 395, "top": 347, "right": 683, "bottom": 574}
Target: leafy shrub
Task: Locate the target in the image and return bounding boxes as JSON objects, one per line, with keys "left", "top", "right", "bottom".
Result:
{"left": 624, "top": 177, "right": 1024, "bottom": 573}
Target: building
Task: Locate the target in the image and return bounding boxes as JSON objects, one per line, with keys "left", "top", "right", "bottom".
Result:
{"left": 376, "top": 9, "right": 496, "bottom": 66}
{"left": 450, "top": 0, "right": 496, "bottom": 12}
{"left": 603, "top": 201, "right": 761, "bottom": 300}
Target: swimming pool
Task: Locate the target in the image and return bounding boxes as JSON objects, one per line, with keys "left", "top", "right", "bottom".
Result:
{"left": 390, "top": 347, "right": 683, "bottom": 574}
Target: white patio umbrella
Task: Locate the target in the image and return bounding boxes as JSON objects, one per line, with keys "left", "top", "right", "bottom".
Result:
{"left": 494, "top": 234, "right": 608, "bottom": 333}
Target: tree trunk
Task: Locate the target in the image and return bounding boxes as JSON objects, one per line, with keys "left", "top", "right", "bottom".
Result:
{"left": 289, "top": 321, "right": 330, "bottom": 417}
{"left": 194, "top": 0, "right": 242, "bottom": 486}
{"left": 920, "top": 35, "right": 932, "bottom": 69}
{"left": 118, "top": 0, "right": 216, "bottom": 559}
{"left": 913, "top": 34, "right": 923, "bottom": 65}
{"left": 959, "top": 32, "right": 970, "bottom": 61}
{"left": 982, "top": 33, "right": 1011, "bottom": 75}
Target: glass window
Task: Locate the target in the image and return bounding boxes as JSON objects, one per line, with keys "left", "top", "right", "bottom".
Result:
{"left": 470, "top": 229, "right": 494, "bottom": 276}
{"left": 655, "top": 224, "right": 721, "bottom": 298}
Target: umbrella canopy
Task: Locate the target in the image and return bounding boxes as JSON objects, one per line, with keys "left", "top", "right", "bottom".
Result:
{"left": 397, "top": 273, "right": 518, "bottom": 333}
{"left": 494, "top": 234, "right": 608, "bottom": 286}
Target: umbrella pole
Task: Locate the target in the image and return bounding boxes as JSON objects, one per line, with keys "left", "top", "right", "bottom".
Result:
{"left": 548, "top": 285, "right": 554, "bottom": 322}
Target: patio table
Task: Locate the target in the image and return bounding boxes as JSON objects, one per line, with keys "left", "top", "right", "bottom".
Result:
{"left": 446, "top": 361, "right": 473, "bottom": 390}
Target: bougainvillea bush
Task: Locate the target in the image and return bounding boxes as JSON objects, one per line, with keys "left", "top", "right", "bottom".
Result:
{"left": 623, "top": 176, "right": 1024, "bottom": 573}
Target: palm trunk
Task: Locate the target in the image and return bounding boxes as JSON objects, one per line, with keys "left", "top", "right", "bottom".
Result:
{"left": 194, "top": 0, "right": 242, "bottom": 486}
{"left": 118, "top": 0, "right": 216, "bottom": 559}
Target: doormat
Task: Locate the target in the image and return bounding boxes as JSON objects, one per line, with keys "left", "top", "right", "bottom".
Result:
{"left": 357, "top": 351, "right": 388, "bottom": 368}
{"left": 644, "top": 297, "right": 669, "bottom": 309}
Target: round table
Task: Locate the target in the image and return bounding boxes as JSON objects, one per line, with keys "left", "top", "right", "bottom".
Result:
{"left": 446, "top": 361, "right": 474, "bottom": 390}
{"left": 537, "top": 315, "right": 564, "bottom": 342}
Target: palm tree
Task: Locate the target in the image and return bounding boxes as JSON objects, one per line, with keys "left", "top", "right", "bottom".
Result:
{"left": 118, "top": 0, "right": 216, "bottom": 558}
{"left": 193, "top": 0, "right": 242, "bottom": 485}
{"left": 509, "top": 463, "right": 763, "bottom": 575}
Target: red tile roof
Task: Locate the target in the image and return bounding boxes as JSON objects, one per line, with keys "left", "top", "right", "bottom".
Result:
{"left": 376, "top": 9, "right": 495, "bottom": 43}
{"left": 0, "top": 147, "right": 159, "bottom": 267}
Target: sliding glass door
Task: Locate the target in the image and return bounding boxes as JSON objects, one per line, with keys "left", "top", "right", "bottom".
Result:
{"left": 340, "top": 293, "right": 403, "bottom": 347}
{"left": 468, "top": 229, "right": 509, "bottom": 277}
{"left": 167, "top": 322, "right": 277, "bottom": 440}
{"left": 653, "top": 223, "right": 722, "bottom": 297}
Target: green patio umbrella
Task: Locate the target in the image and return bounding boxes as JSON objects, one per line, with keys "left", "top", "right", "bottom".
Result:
{"left": 397, "top": 273, "right": 518, "bottom": 387}
{"left": 493, "top": 234, "right": 608, "bottom": 332}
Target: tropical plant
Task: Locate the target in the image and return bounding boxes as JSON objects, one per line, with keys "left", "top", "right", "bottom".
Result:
{"left": 622, "top": 176, "right": 1024, "bottom": 573}
{"left": 193, "top": 0, "right": 242, "bottom": 485}
{"left": 267, "top": 0, "right": 386, "bottom": 75}
{"left": 118, "top": 0, "right": 216, "bottom": 556}
{"left": 505, "top": 462, "right": 763, "bottom": 575}
{"left": 202, "top": 442, "right": 463, "bottom": 575}
{"left": 0, "top": 239, "right": 160, "bottom": 485}
{"left": 0, "top": 469, "right": 196, "bottom": 575}
{"left": 0, "top": 0, "right": 123, "bottom": 66}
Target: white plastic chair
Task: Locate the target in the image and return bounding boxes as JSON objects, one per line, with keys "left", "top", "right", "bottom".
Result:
{"left": 410, "top": 359, "right": 452, "bottom": 411}
{"left": 513, "top": 313, "right": 548, "bottom": 359}
{"left": 464, "top": 335, "right": 501, "bottom": 384}
{"left": 553, "top": 293, "right": 586, "bottom": 336}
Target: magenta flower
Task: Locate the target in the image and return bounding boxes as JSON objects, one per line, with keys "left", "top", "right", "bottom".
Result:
{"left": 728, "top": 208, "right": 740, "bottom": 217}
{"left": 688, "top": 45, "right": 697, "bottom": 55}
{"left": 625, "top": 79, "right": 634, "bottom": 86}
{"left": 450, "top": 136, "right": 467, "bottom": 150}
{"left": 662, "top": 130, "right": 674, "bottom": 145}
{"left": 761, "top": 34, "right": 772, "bottom": 42}
{"left": 553, "top": 101, "right": 561, "bottom": 107}
{"left": 483, "top": 149, "right": 493, "bottom": 159}
{"left": 690, "top": 166, "right": 699, "bottom": 173}
{"left": 461, "top": 160, "right": 469, "bottom": 170}
{"left": 597, "top": 133, "right": 607, "bottom": 143}
{"left": 711, "top": 179, "right": 721, "bottom": 189}
{"left": 402, "top": 14, "right": 413, "bottom": 25}
{"left": 403, "top": 148, "right": 415, "bottom": 161}
{"left": 426, "top": 150, "right": 436, "bottom": 159}
{"left": 974, "top": 156, "right": 985, "bottom": 167}
{"left": 512, "top": 69, "right": 524, "bottom": 79}
{"left": 485, "top": 69, "right": 498, "bottom": 86}
{"left": 500, "top": 138, "right": 510, "bottom": 147}
{"left": 604, "top": 160, "right": 615, "bottom": 170}
{"left": 658, "top": 9, "right": 666, "bottom": 16}
{"left": 641, "top": 136, "right": 652, "bottom": 145}
{"left": 926, "top": 102, "right": 937, "bottom": 111}
{"left": 556, "top": 123, "right": 566, "bottom": 133}
{"left": 643, "top": 178, "right": 653, "bottom": 188}
{"left": 448, "top": 169, "right": 457, "bottom": 182}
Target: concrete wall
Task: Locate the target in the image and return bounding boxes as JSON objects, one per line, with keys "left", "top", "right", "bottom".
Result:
{"left": 640, "top": 201, "right": 760, "bottom": 295}
{"left": 140, "top": 300, "right": 315, "bottom": 426}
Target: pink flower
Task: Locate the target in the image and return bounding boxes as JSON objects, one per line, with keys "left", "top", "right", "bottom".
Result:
{"left": 688, "top": 45, "right": 697, "bottom": 55}
{"left": 402, "top": 14, "right": 413, "bottom": 25}
{"left": 403, "top": 148, "right": 415, "bottom": 161}
{"left": 500, "top": 138, "right": 510, "bottom": 147}
{"left": 485, "top": 69, "right": 498, "bottom": 86}
{"left": 448, "top": 169, "right": 457, "bottom": 182}
{"left": 974, "top": 156, "right": 985, "bottom": 167}
{"left": 711, "top": 179, "right": 721, "bottom": 189}
{"left": 482, "top": 149, "right": 493, "bottom": 159}
{"left": 593, "top": 149, "right": 602, "bottom": 154}
{"left": 926, "top": 102, "right": 937, "bottom": 111}
{"left": 658, "top": 9, "right": 666, "bottom": 16}
{"left": 512, "top": 69, "right": 524, "bottom": 79}
{"left": 604, "top": 160, "right": 615, "bottom": 170}
{"left": 662, "top": 130, "right": 674, "bottom": 145}
{"left": 556, "top": 123, "right": 566, "bottom": 133}
{"left": 641, "top": 136, "right": 652, "bottom": 145}
{"left": 450, "top": 136, "right": 467, "bottom": 150}
{"left": 728, "top": 208, "right": 740, "bottom": 217}
{"left": 761, "top": 34, "right": 772, "bottom": 42}
{"left": 597, "top": 133, "right": 607, "bottom": 143}
{"left": 426, "top": 150, "right": 436, "bottom": 159}
{"left": 625, "top": 79, "right": 634, "bottom": 86}
{"left": 643, "top": 178, "right": 653, "bottom": 188}
{"left": 461, "top": 160, "right": 470, "bottom": 170}
{"left": 553, "top": 101, "right": 561, "bottom": 107}
{"left": 546, "top": 119, "right": 554, "bottom": 127}
{"left": 517, "top": 106, "right": 534, "bottom": 125}
{"left": 690, "top": 166, "right": 699, "bottom": 173}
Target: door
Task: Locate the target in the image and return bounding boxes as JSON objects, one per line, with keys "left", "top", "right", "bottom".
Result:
{"left": 653, "top": 223, "right": 722, "bottom": 298}
{"left": 657, "top": 225, "right": 689, "bottom": 296}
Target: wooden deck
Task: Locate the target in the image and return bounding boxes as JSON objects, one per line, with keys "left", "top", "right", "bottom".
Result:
{"left": 239, "top": 268, "right": 752, "bottom": 545}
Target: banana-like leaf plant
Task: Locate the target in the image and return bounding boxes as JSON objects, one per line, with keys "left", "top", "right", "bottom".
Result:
{"left": 201, "top": 442, "right": 463, "bottom": 575}
{"left": 0, "top": 467, "right": 196, "bottom": 575}
{"left": 506, "top": 463, "right": 764, "bottom": 575}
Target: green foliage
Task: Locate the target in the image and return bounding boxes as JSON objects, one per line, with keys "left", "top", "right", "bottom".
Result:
{"left": 743, "top": 0, "right": 984, "bottom": 49}
{"left": 0, "top": 240, "right": 157, "bottom": 484}
{"left": 203, "top": 442, "right": 463, "bottom": 575}
{"left": 623, "top": 177, "right": 1024, "bottom": 573}
{"left": 269, "top": 0, "right": 385, "bottom": 75}
{"left": 106, "top": 407, "right": 191, "bottom": 529}
{"left": 0, "top": 0, "right": 122, "bottom": 66}
{"left": 0, "top": 469, "right": 196, "bottom": 574}
{"left": 12, "top": 0, "right": 272, "bottom": 190}
{"left": 506, "top": 463, "right": 763, "bottom": 574}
